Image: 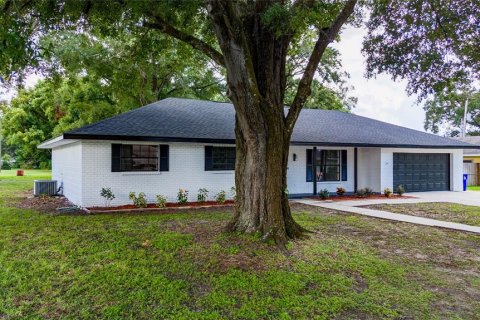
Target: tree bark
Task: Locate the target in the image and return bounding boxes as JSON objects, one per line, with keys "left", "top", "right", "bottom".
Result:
{"left": 202, "top": 0, "right": 357, "bottom": 248}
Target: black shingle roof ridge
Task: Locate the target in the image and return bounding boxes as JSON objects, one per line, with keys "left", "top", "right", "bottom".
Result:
{"left": 301, "top": 108, "right": 468, "bottom": 146}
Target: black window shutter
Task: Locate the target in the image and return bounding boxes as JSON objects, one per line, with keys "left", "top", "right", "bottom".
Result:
{"left": 341, "top": 150, "right": 348, "bottom": 181}
{"left": 306, "top": 149, "right": 313, "bottom": 182}
{"left": 159, "top": 145, "right": 169, "bottom": 171}
{"left": 205, "top": 146, "right": 213, "bottom": 171}
{"left": 112, "top": 144, "right": 121, "bottom": 172}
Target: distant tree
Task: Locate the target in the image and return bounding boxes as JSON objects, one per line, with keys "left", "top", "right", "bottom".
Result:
{"left": 0, "top": 82, "right": 56, "bottom": 168}
{"left": 424, "top": 90, "right": 480, "bottom": 136}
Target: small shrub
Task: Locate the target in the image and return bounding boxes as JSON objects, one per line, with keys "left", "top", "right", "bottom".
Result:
{"left": 318, "top": 189, "right": 330, "bottom": 200}
{"left": 197, "top": 188, "right": 208, "bottom": 202}
{"left": 384, "top": 188, "right": 393, "bottom": 197}
{"left": 364, "top": 187, "right": 374, "bottom": 196}
{"left": 356, "top": 188, "right": 367, "bottom": 198}
{"left": 177, "top": 189, "right": 189, "bottom": 204}
{"left": 336, "top": 187, "right": 346, "bottom": 196}
{"left": 1, "top": 154, "right": 13, "bottom": 170}
{"left": 100, "top": 187, "right": 115, "bottom": 207}
{"left": 156, "top": 195, "right": 167, "bottom": 208}
{"left": 129, "top": 192, "right": 148, "bottom": 208}
{"left": 397, "top": 185, "right": 405, "bottom": 196}
{"left": 230, "top": 186, "right": 236, "bottom": 200}
{"left": 215, "top": 190, "right": 226, "bottom": 204}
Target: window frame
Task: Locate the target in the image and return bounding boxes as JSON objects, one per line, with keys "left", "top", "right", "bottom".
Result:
{"left": 205, "top": 146, "right": 236, "bottom": 171}
{"left": 111, "top": 144, "right": 169, "bottom": 172}
{"left": 306, "top": 149, "right": 347, "bottom": 182}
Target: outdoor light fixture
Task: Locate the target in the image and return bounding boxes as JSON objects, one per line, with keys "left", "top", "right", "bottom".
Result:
{"left": 293, "top": 153, "right": 297, "bottom": 161}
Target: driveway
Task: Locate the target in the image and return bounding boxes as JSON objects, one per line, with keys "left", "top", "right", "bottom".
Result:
{"left": 315, "top": 191, "right": 480, "bottom": 207}
{"left": 295, "top": 191, "right": 480, "bottom": 234}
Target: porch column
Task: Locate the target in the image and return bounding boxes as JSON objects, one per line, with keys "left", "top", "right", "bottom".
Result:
{"left": 354, "top": 147, "right": 358, "bottom": 193}
{"left": 313, "top": 147, "right": 317, "bottom": 195}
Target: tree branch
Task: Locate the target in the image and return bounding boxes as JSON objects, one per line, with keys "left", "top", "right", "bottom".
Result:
{"left": 285, "top": 0, "right": 357, "bottom": 133}
{"left": 144, "top": 14, "right": 225, "bottom": 67}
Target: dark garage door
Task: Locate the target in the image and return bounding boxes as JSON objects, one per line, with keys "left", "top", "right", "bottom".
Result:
{"left": 393, "top": 153, "right": 450, "bottom": 192}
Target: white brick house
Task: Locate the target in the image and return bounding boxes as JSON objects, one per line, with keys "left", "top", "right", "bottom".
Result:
{"left": 39, "top": 98, "right": 474, "bottom": 207}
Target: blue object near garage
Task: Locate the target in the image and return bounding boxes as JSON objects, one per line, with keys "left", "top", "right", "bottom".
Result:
{"left": 463, "top": 174, "right": 468, "bottom": 191}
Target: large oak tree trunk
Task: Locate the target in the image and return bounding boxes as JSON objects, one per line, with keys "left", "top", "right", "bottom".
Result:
{"left": 203, "top": 0, "right": 357, "bottom": 248}
{"left": 226, "top": 111, "right": 306, "bottom": 246}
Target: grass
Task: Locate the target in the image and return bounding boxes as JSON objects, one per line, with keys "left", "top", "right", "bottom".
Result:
{"left": 468, "top": 185, "right": 480, "bottom": 191}
{"left": 364, "top": 202, "right": 480, "bottom": 226}
{"left": 1, "top": 170, "right": 480, "bottom": 319}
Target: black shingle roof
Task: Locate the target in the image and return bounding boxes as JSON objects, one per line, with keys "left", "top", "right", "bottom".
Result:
{"left": 454, "top": 136, "right": 480, "bottom": 154}
{"left": 63, "top": 97, "right": 476, "bottom": 149}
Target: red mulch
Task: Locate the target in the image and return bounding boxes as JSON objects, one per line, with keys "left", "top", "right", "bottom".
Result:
{"left": 308, "top": 194, "right": 417, "bottom": 201}
{"left": 88, "top": 200, "right": 235, "bottom": 211}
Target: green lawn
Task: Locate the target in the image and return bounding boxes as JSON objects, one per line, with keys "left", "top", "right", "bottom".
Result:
{"left": 1, "top": 171, "right": 480, "bottom": 319}
{"left": 468, "top": 185, "right": 480, "bottom": 191}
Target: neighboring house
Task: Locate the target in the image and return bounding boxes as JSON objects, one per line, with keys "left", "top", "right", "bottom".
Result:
{"left": 455, "top": 136, "right": 480, "bottom": 186}
{"left": 39, "top": 98, "right": 476, "bottom": 207}
{"left": 455, "top": 136, "right": 480, "bottom": 163}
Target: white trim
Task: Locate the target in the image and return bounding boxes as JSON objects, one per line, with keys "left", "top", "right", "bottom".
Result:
{"left": 38, "top": 135, "right": 79, "bottom": 149}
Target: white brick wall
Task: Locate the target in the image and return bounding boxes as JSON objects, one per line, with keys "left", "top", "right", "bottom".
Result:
{"left": 80, "top": 141, "right": 236, "bottom": 207}
{"left": 51, "top": 140, "right": 465, "bottom": 207}
{"left": 51, "top": 142, "right": 83, "bottom": 205}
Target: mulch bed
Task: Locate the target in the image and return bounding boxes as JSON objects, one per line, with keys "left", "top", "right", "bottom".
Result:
{"left": 308, "top": 194, "right": 417, "bottom": 201}
{"left": 17, "top": 194, "right": 84, "bottom": 214}
{"left": 87, "top": 200, "right": 235, "bottom": 213}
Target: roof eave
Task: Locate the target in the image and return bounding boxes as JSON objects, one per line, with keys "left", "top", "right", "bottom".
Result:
{"left": 38, "top": 135, "right": 80, "bottom": 149}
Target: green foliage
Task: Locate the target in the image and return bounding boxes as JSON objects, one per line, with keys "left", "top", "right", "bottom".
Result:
{"left": 384, "top": 188, "right": 392, "bottom": 197}
{"left": 155, "top": 194, "right": 167, "bottom": 208}
{"left": 177, "top": 189, "right": 189, "bottom": 205}
{"left": 229, "top": 186, "right": 236, "bottom": 201}
{"left": 100, "top": 188, "right": 115, "bottom": 207}
{"left": 356, "top": 188, "right": 373, "bottom": 198}
{"left": 197, "top": 188, "right": 208, "bottom": 203}
{"left": 215, "top": 190, "right": 226, "bottom": 204}
{"left": 364, "top": 0, "right": 480, "bottom": 98}
{"left": 396, "top": 185, "right": 405, "bottom": 196}
{"left": 336, "top": 187, "right": 346, "bottom": 196}
{"left": 424, "top": 90, "right": 480, "bottom": 136}
{"left": 1, "top": 170, "right": 480, "bottom": 319}
{"left": 318, "top": 188, "right": 330, "bottom": 200}
{"left": 0, "top": 82, "right": 56, "bottom": 168}
{"left": 1, "top": 154, "right": 14, "bottom": 170}
{"left": 128, "top": 192, "right": 148, "bottom": 208}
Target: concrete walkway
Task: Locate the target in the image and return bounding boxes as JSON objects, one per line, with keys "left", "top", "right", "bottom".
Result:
{"left": 296, "top": 193, "right": 480, "bottom": 234}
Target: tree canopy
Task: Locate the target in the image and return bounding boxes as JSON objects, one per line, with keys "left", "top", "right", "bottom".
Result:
{"left": 364, "top": 0, "right": 480, "bottom": 98}
{"left": 424, "top": 90, "right": 480, "bottom": 136}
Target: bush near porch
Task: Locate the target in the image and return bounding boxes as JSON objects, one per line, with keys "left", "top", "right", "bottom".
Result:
{"left": 1, "top": 170, "right": 480, "bottom": 319}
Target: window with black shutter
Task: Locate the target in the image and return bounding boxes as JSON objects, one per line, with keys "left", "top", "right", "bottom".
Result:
{"left": 306, "top": 149, "right": 347, "bottom": 182}
{"left": 159, "top": 145, "right": 169, "bottom": 171}
{"left": 205, "top": 146, "right": 236, "bottom": 171}
{"left": 111, "top": 144, "right": 164, "bottom": 172}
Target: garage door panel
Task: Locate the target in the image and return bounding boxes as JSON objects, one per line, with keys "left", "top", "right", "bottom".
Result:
{"left": 393, "top": 153, "right": 450, "bottom": 192}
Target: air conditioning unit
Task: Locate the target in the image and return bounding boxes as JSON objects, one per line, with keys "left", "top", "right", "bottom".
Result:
{"left": 34, "top": 180, "right": 58, "bottom": 197}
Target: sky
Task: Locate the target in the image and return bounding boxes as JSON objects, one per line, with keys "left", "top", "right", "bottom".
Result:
{"left": 334, "top": 26, "right": 426, "bottom": 131}
{"left": 0, "top": 26, "right": 427, "bottom": 132}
